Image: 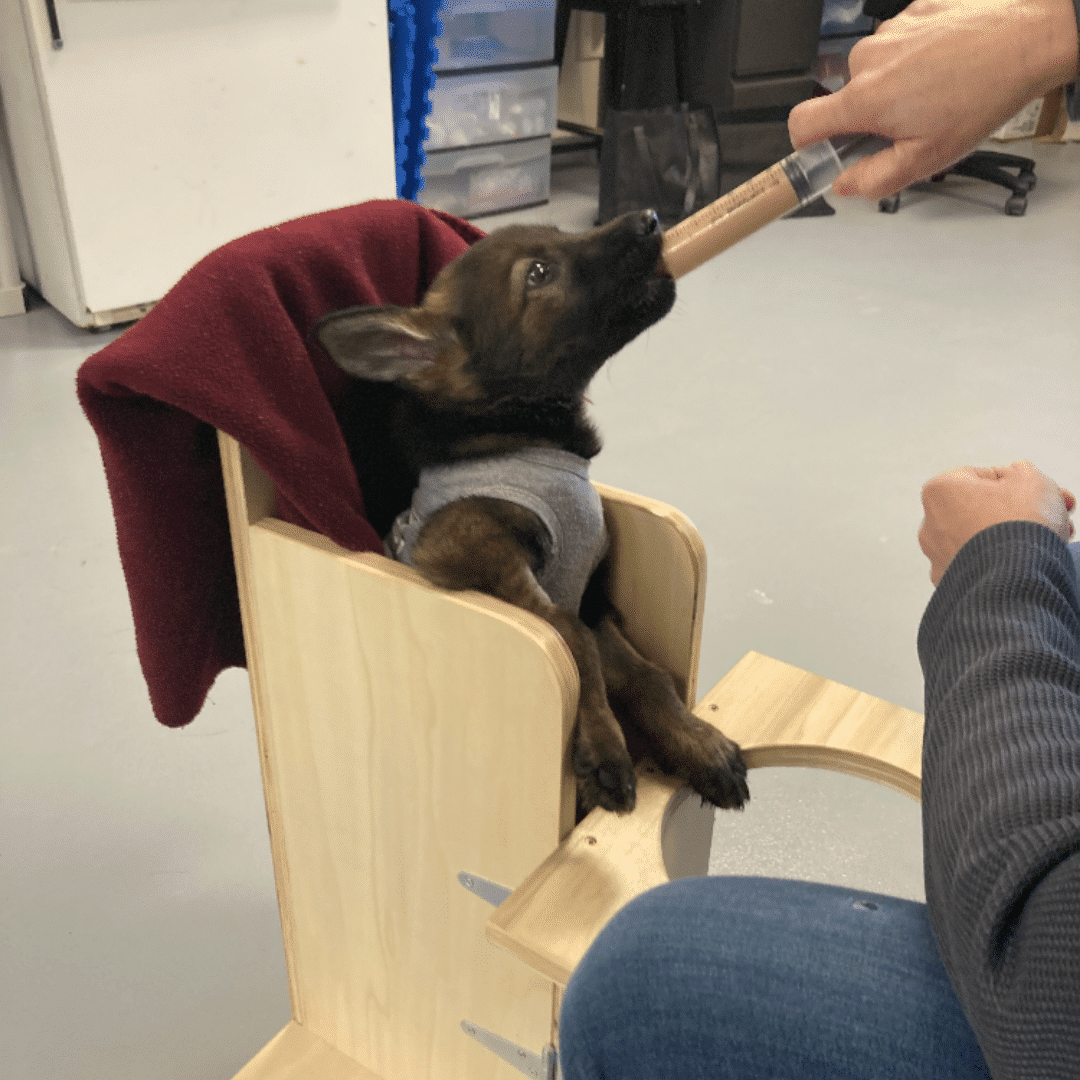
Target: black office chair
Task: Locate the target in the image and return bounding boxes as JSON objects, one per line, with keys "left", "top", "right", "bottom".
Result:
{"left": 862, "top": 0, "right": 1037, "bottom": 215}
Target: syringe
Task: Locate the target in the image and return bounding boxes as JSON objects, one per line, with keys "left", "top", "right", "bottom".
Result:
{"left": 659, "top": 135, "right": 891, "bottom": 279}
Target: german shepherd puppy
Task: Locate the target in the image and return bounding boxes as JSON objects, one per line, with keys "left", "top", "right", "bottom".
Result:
{"left": 316, "top": 209, "right": 748, "bottom": 818}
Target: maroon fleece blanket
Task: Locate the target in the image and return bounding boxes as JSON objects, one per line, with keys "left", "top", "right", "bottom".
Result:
{"left": 77, "top": 200, "right": 485, "bottom": 728}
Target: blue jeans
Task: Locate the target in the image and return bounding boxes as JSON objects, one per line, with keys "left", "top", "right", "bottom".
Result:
{"left": 558, "top": 876, "right": 991, "bottom": 1080}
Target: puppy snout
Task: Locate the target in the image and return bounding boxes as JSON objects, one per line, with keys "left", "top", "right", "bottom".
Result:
{"left": 637, "top": 209, "right": 660, "bottom": 236}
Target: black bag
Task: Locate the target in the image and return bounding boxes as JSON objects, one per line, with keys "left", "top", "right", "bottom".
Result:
{"left": 598, "top": 102, "right": 720, "bottom": 226}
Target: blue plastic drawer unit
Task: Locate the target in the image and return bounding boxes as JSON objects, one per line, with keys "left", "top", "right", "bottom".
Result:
{"left": 433, "top": 0, "right": 556, "bottom": 70}
{"left": 425, "top": 64, "right": 558, "bottom": 150}
{"left": 418, "top": 136, "right": 552, "bottom": 218}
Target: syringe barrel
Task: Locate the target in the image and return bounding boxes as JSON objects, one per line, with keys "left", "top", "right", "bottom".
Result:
{"left": 657, "top": 134, "right": 893, "bottom": 278}
{"left": 780, "top": 134, "right": 893, "bottom": 207}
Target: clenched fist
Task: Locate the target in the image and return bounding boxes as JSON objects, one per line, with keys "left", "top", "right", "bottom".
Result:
{"left": 919, "top": 460, "right": 1076, "bottom": 585}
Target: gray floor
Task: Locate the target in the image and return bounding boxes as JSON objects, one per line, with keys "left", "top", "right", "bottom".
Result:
{"left": 2, "top": 140, "right": 1078, "bottom": 1079}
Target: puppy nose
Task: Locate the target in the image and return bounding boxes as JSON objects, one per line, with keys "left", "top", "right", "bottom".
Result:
{"left": 638, "top": 209, "right": 660, "bottom": 235}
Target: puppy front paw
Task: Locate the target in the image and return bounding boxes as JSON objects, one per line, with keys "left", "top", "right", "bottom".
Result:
{"left": 572, "top": 737, "right": 637, "bottom": 816}
{"left": 680, "top": 722, "right": 749, "bottom": 810}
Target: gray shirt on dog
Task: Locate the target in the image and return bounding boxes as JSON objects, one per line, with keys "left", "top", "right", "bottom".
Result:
{"left": 386, "top": 446, "right": 608, "bottom": 613}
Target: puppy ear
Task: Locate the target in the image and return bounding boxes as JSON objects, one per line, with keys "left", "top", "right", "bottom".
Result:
{"left": 315, "top": 305, "right": 454, "bottom": 384}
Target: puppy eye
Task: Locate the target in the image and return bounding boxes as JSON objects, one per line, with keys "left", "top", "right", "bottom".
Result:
{"left": 525, "top": 260, "right": 552, "bottom": 287}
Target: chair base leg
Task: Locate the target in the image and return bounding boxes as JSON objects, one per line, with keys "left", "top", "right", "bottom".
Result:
{"left": 879, "top": 153, "right": 1036, "bottom": 215}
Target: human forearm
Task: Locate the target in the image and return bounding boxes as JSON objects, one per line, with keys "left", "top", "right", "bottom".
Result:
{"left": 918, "top": 522, "right": 1080, "bottom": 1077}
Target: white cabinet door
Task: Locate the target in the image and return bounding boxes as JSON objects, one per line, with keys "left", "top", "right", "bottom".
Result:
{"left": 1, "top": 0, "right": 396, "bottom": 324}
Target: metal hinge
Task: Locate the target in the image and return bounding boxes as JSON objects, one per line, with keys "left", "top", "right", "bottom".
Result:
{"left": 458, "top": 876, "right": 555, "bottom": 1076}
{"left": 457, "top": 870, "right": 511, "bottom": 907}
{"left": 462, "top": 1021, "right": 559, "bottom": 1080}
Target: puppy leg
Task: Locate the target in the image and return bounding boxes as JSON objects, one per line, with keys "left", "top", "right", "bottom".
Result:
{"left": 410, "top": 499, "right": 637, "bottom": 815}
{"left": 593, "top": 613, "right": 749, "bottom": 810}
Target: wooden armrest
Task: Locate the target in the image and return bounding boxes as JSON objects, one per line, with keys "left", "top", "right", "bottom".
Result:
{"left": 486, "top": 651, "right": 924, "bottom": 987}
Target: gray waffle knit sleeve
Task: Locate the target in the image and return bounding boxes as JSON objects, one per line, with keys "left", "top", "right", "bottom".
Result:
{"left": 917, "top": 521, "right": 1080, "bottom": 1079}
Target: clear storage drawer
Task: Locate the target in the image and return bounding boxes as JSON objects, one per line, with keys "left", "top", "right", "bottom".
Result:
{"left": 425, "top": 65, "right": 557, "bottom": 150}
{"left": 419, "top": 136, "right": 551, "bottom": 218}
{"left": 433, "top": 1, "right": 556, "bottom": 70}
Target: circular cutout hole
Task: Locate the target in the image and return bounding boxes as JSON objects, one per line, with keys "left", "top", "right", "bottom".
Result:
{"left": 705, "top": 767, "right": 923, "bottom": 900}
{"left": 660, "top": 786, "right": 716, "bottom": 881}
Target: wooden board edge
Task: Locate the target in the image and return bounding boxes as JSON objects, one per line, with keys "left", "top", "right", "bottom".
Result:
{"left": 594, "top": 482, "right": 708, "bottom": 705}
{"left": 698, "top": 651, "right": 922, "bottom": 800}
{"left": 742, "top": 744, "right": 921, "bottom": 800}
{"left": 593, "top": 483, "right": 709, "bottom": 580}
{"left": 231, "top": 1021, "right": 385, "bottom": 1080}
{"left": 484, "top": 922, "right": 576, "bottom": 990}
{"left": 485, "top": 768, "right": 680, "bottom": 988}
{"left": 217, "top": 432, "right": 305, "bottom": 1019}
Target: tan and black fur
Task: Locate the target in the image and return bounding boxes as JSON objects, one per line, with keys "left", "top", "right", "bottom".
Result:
{"left": 316, "top": 210, "right": 748, "bottom": 818}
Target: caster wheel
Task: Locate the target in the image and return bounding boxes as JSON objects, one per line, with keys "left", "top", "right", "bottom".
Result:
{"left": 878, "top": 194, "right": 900, "bottom": 213}
{"left": 1016, "top": 171, "right": 1036, "bottom": 193}
{"left": 1005, "top": 194, "right": 1027, "bottom": 216}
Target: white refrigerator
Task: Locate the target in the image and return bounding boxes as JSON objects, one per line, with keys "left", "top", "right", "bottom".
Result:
{"left": 0, "top": 0, "right": 397, "bottom": 327}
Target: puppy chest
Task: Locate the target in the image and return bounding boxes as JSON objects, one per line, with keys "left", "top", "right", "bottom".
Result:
{"left": 386, "top": 447, "right": 607, "bottom": 612}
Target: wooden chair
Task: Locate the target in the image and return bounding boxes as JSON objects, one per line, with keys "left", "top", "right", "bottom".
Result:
{"left": 219, "top": 431, "right": 923, "bottom": 1080}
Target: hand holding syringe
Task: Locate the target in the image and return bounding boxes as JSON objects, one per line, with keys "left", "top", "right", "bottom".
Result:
{"left": 658, "top": 135, "right": 891, "bottom": 279}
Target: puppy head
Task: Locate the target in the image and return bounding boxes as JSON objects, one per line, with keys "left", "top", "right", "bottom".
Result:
{"left": 316, "top": 210, "right": 675, "bottom": 407}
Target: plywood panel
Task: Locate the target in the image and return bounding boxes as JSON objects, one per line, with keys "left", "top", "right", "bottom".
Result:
{"left": 219, "top": 433, "right": 713, "bottom": 1078}
{"left": 233, "top": 1022, "right": 384, "bottom": 1080}
{"left": 488, "top": 651, "right": 923, "bottom": 987}
{"left": 246, "top": 519, "right": 573, "bottom": 1079}
{"left": 595, "top": 483, "right": 706, "bottom": 707}
{"left": 706, "top": 651, "right": 923, "bottom": 796}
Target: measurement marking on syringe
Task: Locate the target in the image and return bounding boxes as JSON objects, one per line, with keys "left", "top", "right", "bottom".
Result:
{"left": 718, "top": 170, "right": 783, "bottom": 212}
{"left": 667, "top": 165, "right": 787, "bottom": 237}
{"left": 658, "top": 160, "right": 799, "bottom": 277}
{"left": 658, "top": 136, "right": 881, "bottom": 279}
